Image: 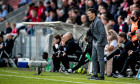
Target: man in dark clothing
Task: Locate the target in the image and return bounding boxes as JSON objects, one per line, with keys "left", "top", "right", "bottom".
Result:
{"left": 51, "top": 35, "right": 61, "bottom": 72}
{"left": 104, "top": 32, "right": 134, "bottom": 76}
{"left": 87, "top": 8, "right": 108, "bottom": 80}
{"left": 115, "top": 29, "right": 140, "bottom": 78}
{"left": 60, "top": 32, "right": 82, "bottom": 70}
{"left": 5, "top": 22, "right": 12, "bottom": 34}
{"left": 109, "top": 19, "right": 119, "bottom": 33}
{"left": 118, "top": 16, "right": 129, "bottom": 34}
{"left": 67, "top": 29, "right": 92, "bottom": 73}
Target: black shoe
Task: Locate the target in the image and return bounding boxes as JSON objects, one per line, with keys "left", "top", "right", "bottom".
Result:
{"left": 87, "top": 75, "right": 98, "bottom": 80}
{"left": 95, "top": 76, "right": 104, "bottom": 80}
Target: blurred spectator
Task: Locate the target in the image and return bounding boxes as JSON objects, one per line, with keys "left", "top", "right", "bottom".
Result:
{"left": 117, "top": 15, "right": 129, "bottom": 33}
{"left": 81, "top": 14, "right": 90, "bottom": 27}
{"left": 71, "top": 10, "right": 82, "bottom": 25}
{"left": 5, "top": 22, "right": 12, "bottom": 34}
{"left": 105, "top": 0, "right": 112, "bottom": 13}
{"left": 1, "top": 0, "right": 13, "bottom": 13}
{"left": 100, "top": 14, "right": 112, "bottom": 34}
{"left": 45, "top": 1, "right": 52, "bottom": 12}
{"left": 79, "top": 0, "right": 86, "bottom": 14}
{"left": 25, "top": 25, "right": 35, "bottom": 35}
{"left": 87, "top": 0, "right": 98, "bottom": 11}
{"left": 61, "top": 0, "right": 69, "bottom": 16}
{"left": 104, "top": 29, "right": 118, "bottom": 76}
{"left": 101, "top": 14, "right": 109, "bottom": 26}
{"left": 101, "top": 5, "right": 113, "bottom": 20}
{"left": 57, "top": 9, "right": 68, "bottom": 22}
{"left": 97, "top": 0, "right": 108, "bottom": 9}
{"left": 45, "top": 11, "right": 51, "bottom": 22}
{"left": 133, "top": 0, "right": 140, "bottom": 4}
{"left": 50, "top": 10, "right": 58, "bottom": 21}
{"left": 0, "top": 5, "right": 8, "bottom": 18}
{"left": 18, "top": 0, "right": 32, "bottom": 8}
{"left": 24, "top": 3, "right": 38, "bottom": 22}
{"left": 68, "top": 1, "right": 78, "bottom": 10}
{"left": 11, "top": 23, "right": 18, "bottom": 34}
{"left": 109, "top": 18, "right": 119, "bottom": 33}
{"left": 117, "top": 0, "right": 131, "bottom": 17}
{"left": 51, "top": 1, "right": 57, "bottom": 13}
{"left": 132, "top": 3, "right": 140, "bottom": 11}
{"left": 30, "top": 10, "right": 42, "bottom": 22}
{"left": 37, "top": 1, "right": 46, "bottom": 18}
{"left": 110, "top": 0, "right": 119, "bottom": 16}
{"left": 128, "top": 10, "right": 140, "bottom": 45}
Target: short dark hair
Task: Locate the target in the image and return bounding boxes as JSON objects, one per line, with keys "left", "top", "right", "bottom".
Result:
{"left": 118, "top": 16, "right": 125, "bottom": 21}
{"left": 54, "top": 35, "right": 61, "bottom": 41}
{"left": 87, "top": 8, "right": 97, "bottom": 16}
{"left": 109, "top": 18, "right": 115, "bottom": 22}
{"left": 42, "top": 52, "right": 48, "bottom": 60}
{"left": 118, "top": 32, "right": 127, "bottom": 40}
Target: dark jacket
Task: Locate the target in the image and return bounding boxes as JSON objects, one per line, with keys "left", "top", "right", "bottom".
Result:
{"left": 90, "top": 17, "right": 108, "bottom": 46}
{"left": 65, "top": 38, "right": 81, "bottom": 56}
{"left": 132, "top": 41, "right": 140, "bottom": 55}
{"left": 121, "top": 22, "right": 129, "bottom": 34}
{"left": 6, "top": 27, "right": 12, "bottom": 34}
{"left": 119, "top": 40, "right": 134, "bottom": 58}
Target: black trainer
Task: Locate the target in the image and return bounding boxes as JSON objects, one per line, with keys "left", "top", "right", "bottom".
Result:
{"left": 95, "top": 76, "right": 104, "bottom": 80}
{"left": 87, "top": 75, "right": 98, "bottom": 80}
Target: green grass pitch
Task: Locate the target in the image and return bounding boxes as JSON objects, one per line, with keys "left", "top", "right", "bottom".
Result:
{"left": 0, "top": 67, "right": 139, "bottom": 84}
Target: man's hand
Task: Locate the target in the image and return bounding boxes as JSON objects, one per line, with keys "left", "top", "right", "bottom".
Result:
{"left": 118, "top": 43, "right": 122, "bottom": 47}
{"left": 51, "top": 55, "right": 54, "bottom": 58}
{"left": 61, "top": 41, "right": 65, "bottom": 46}
{"left": 58, "top": 52, "right": 61, "bottom": 58}
{"left": 128, "top": 32, "right": 132, "bottom": 37}
{"left": 63, "top": 53, "right": 66, "bottom": 56}
{"left": 128, "top": 50, "right": 133, "bottom": 56}
{"left": 0, "top": 45, "right": 3, "bottom": 49}
{"left": 52, "top": 42, "right": 56, "bottom": 46}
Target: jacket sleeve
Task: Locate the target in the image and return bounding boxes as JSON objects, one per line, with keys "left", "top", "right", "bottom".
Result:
{"left": 122, "top": 23, "right": 128, "bottom": 33}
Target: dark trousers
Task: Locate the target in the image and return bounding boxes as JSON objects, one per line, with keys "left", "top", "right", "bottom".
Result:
{"left": 59, "top": 55, "right": 69, "bottom": 69}
{"left": 107, "top": 49, "right": 125, "bottom": 74}
{"left": 72, "top": 58, "right": 89, "bottom": 71}
{"left": 52, "top": 56, "right": 60, "bottom": 71}
{"left": 106, "top": 49, "right": 120, "bottom": 60}
{"left": 120, "top": 54, "right": 139, "bottom": 75}
{"left": 112, "top": 56, "right": 125, "bottom": 74}
{"left": 52, "top": 54, "right": 69, "bottom": 70}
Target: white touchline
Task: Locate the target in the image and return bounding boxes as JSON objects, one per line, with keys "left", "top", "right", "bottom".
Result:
{"left": 0, "top": 74, "right": 95, "bottom": 84}
{"left": 0, "top": 72, "right": 137, "bottom": 84}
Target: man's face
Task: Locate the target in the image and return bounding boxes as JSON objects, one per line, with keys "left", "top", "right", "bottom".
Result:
{"left": 131, "top": 11, "right": 137, "bottom": 20}
{"left": 117, "top": 17, "right": 122, "bottom": 25}
{"left": 81, "top": 15, "right": 87, "bottom": 23}
{"left": 136, "top": 31, "right": 140, "bottom": 40}
{"left": 118, "top": 36, "right": 123, "bottom": 43}
{"left": 87, "top": 11, "right": 95, "bottom": 21}
{"left": 54, "top": 38, "right": 59, "bottom": 43}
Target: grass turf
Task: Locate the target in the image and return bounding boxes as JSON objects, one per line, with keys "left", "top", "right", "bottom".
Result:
{"left": 0, "top": 67, "right": 139, "bottom": 84}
